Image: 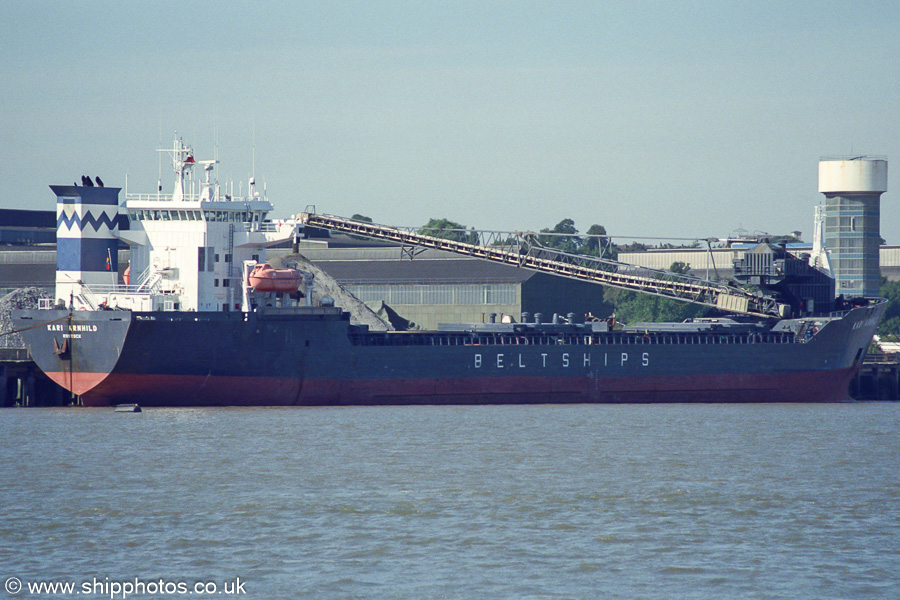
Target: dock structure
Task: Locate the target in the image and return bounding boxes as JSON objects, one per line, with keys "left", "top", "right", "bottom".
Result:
{"left": 0, "top": 348, "right": 70, "bottom": 407}
{"left": 851, "top": 355, "right": 900, "bottom": 401}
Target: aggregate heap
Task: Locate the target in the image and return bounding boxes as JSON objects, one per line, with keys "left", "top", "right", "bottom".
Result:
{"left": 0, "top": 288, "right": 52, "bottom": 348}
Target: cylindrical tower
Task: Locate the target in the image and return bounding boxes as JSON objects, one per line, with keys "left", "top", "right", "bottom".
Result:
{"left": 818, "top": 156, "right": 888, "bottom": 299}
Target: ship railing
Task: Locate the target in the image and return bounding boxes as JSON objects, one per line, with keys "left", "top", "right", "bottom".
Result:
{"left": 83, "top": 284, "right": 156, "bottom": 296}
{"left": 126, "top": 193, "right": 179, "bottom": 202}
{"left": 824, "top": 297, "right": 889, "bottom": 319}
{"left": 82, "top": 265, "right": 162, "bottom": 298}
{"left": 131, "top": 265, "right": 162, "bottom": 292}
{"left": 75, "top": 286, "right": 101, "bottom": 310}
{"left": 235, "top": 221, "right": 282, "bottom": 233}
{"left": 125, "top": 192, "right": 259, "bottom": 203}
{"left": 349, "top": 330, "right": 798, "bottom": 347}
{"left": 260, "top": 222, "right": 284, "bottom": 232}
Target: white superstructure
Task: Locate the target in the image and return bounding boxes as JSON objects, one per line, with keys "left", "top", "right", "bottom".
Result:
{"left": 58, "top": 137, "right": 299, "bottom": 312}
{"left": 809, "top": 204, "right": 833, "bottom": 277}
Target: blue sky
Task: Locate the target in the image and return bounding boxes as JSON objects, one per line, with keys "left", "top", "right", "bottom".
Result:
{"left": 2, "top": 1, "right": 898, "bottom": 242}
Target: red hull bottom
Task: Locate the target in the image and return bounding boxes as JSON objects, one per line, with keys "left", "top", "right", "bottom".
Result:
{"left": 54, "top": 369, "right": 859, "bottom": 407}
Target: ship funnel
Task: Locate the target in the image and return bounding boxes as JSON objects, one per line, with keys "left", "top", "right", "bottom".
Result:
{"left": 52, "top": 184, "right": 121, "bottom": 309}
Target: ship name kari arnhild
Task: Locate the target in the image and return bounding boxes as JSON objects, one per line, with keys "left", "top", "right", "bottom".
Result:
{"left": 13, "top": 138, "right": 886, "bottom": 406}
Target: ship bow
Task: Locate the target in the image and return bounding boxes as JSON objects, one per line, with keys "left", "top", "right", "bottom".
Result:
{"left": 11, "top": 309, "right": 131, "bottom": 397}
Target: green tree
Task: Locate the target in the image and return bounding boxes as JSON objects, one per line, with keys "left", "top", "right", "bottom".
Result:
{"left": 350, "top": 214, "right": 373, "bottom": 223}
{"left": 538, "top": 218, "right": 581, "bottom": 253}
{"left": 605, "top": 288, "right": 706, "bottom": 324}
{"left": 877, "top": 277, "right": 900, "bottom": 338}
{"left": 618, "top": 241, "right": 649, "bottom": 253}
{"left": 669, "top": 261, "right": 691, "bottom": 275}
{"left": 419, "top": 218, "right": 479, "bottom": 245}
{"left": 578, "top": 224, "right": 611, "bottom": 257}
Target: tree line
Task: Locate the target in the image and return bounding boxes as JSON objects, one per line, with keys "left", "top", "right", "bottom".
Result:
{"left": 877, "top": 278, "right": 900, "bottom": 338}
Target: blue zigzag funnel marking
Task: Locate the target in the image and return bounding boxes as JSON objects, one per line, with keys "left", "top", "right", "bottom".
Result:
{"left": 57, "top": 210, "right": 119, "bottom": 232}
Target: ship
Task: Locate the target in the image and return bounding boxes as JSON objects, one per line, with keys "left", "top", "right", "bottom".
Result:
{"left": 11, "top": 138, "right": 886, "bottom": 406}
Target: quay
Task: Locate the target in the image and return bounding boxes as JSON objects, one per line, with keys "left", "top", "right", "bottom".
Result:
{"left": 0, "top": 348, "right": 72, "bottom": 407}
{"left": 850, "top": 354, "right": 900, "bottom": 401}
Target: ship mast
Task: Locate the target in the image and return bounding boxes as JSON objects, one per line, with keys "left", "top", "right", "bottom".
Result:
{"left": 157, "top": 135, "right": 219, "bottom": 202}
{"left": 159, "top": 135, "right": 196, "bottom": 202}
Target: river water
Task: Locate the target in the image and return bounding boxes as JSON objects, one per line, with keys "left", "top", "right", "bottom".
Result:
{"left": 1, "top": 403, "right": 898, "bottom": 600}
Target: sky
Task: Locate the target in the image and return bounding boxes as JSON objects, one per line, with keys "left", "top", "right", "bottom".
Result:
{"left": 2, "top": 1, "right": 898, "bottom": 243}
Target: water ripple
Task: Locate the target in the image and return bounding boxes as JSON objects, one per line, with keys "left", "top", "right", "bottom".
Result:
{"left": 1, "top": 404, "right": 898, "bottom": 599}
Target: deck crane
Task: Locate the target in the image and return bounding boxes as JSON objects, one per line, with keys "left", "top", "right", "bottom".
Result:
{"left": 297, "top": 212, "right": 787, "bottom": 318}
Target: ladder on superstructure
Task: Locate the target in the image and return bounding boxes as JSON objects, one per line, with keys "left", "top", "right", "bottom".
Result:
{"left": 299, "top": 212, "right": 783, "bottom": 318}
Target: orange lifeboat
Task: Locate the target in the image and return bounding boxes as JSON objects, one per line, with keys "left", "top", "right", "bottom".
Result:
{"left": 248, "top": 263, "right": 303, "bottom": 293}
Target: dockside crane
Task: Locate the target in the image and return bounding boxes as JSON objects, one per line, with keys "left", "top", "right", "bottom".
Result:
{"left": 298, "top": 212, "right": 788, "bottom": 318}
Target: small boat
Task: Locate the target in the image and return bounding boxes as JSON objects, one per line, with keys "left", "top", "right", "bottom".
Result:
{"left": 114, "top": 403, "right": 142, "bottom": 413}
{"left": 248, "top": 263, "right": 303, "bottom": 293}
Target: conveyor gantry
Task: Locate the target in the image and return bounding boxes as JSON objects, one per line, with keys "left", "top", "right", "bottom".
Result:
{"left": 298, "top": 212, "right": 783, "bottom": 318}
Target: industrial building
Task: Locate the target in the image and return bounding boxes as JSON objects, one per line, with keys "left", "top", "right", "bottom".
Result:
{"left": 278, "top": 241, "right": 610, "bottom": 329}
{"left": 618, "top": 244, "right": 900, "bottom": 284}
{"left": 0, "top": 209, "right": 55, "bottom": 246}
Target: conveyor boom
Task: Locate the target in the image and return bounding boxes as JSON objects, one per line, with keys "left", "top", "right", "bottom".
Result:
{"left": 298, "top": 212, "right": 781, "bottom": 317}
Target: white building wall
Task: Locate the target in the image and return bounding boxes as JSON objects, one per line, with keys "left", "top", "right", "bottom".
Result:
{"left": 617, "top": 248, "right": 742, "bottom": 277}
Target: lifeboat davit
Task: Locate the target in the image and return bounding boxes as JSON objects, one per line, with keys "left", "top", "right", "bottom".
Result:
{"left": 248, "top": 263, "right": 303, "bottom": 293}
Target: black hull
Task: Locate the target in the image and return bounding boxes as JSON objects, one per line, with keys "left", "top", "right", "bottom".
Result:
{"left": 12, "top": 301, "right": 886, "bottom": 406}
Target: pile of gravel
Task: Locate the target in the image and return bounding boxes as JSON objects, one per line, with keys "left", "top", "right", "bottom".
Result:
{"left": 0, "top": 287, "right": 53, "bottom": 348}
{"left": 269, "top": 254, "right": 393, "bottom": 331}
